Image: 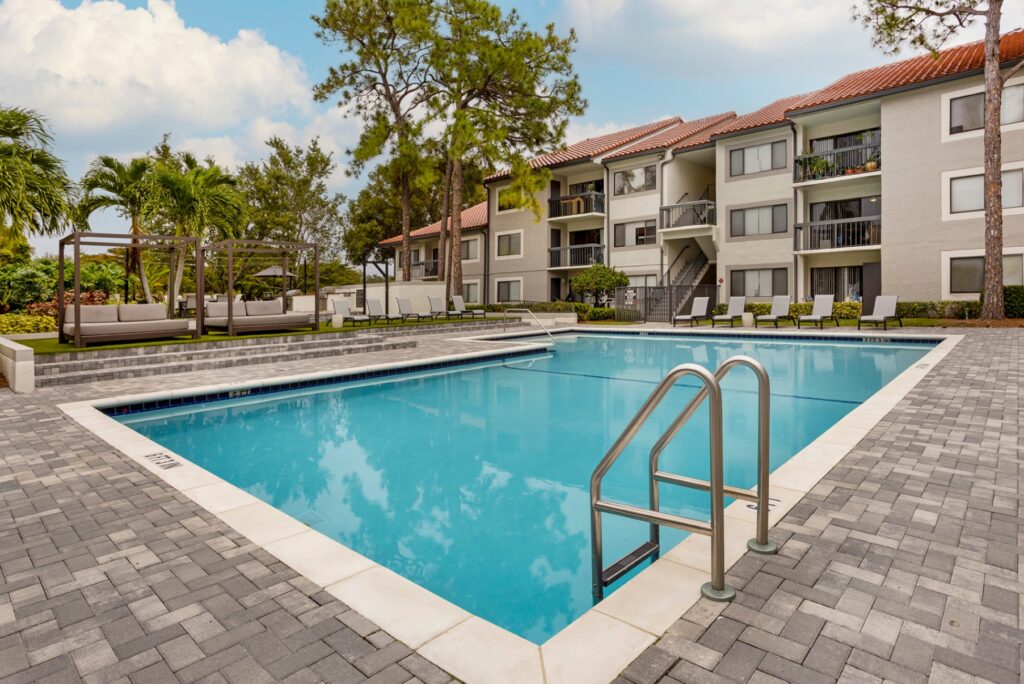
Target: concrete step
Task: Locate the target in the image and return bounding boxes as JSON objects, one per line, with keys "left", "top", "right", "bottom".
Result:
{"left": 35, "top": 333, "right": 386, "bottom": 376}
{"left": 36, "top": 339, "right": 416, "bottom": 387}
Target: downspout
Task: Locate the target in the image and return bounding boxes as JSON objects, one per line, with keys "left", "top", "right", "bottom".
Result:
{"left": 602, "top": 164, "right": 611, "bottom": 265}
{"left": 790, "top": 121, "right": 800, "bottom": 301}
{"left": 657, "top": 148, "right": 674, "bottom": 283}
{"left": 482, "top": 227, "right": 490, "bottom": 305}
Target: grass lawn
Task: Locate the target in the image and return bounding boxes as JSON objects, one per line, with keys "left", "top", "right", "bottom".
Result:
{"left": 23, "top": 316, "right": 496, "bottom": 355}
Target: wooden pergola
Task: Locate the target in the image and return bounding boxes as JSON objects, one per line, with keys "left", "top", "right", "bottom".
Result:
{"left": 58, "top": 232, "right": 200, "bottom": 347}
{"left": 199, "top": 239, "right": 320, "bottom": 336}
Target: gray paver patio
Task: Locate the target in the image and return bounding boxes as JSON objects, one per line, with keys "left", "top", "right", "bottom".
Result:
{"left": 1, "top": 325, "right": 1020, "bottom": 683}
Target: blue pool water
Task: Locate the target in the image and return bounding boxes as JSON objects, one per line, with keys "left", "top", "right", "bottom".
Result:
{"left": 115, "top": 333, "right": 932, "bottom": 643}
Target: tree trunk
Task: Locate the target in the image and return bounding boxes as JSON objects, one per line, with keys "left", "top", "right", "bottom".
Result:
{"left": 437, "top": 157, "right": 453, "bottom": 282}
{"left": 400, "top": 171, "right": 412, "bottom": 282}
{"left": 449, "top": 157, "right": 464, "bottom": 301}
{"left": 130, "top": 214, "right": 153, "bottom": 303}
{"left": 980, "top": 0, "right": 1005, "bottom": 320}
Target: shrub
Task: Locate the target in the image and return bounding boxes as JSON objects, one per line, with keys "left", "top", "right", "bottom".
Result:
{"left": 895, "top": 300, "right": 980, "bottom": 319}
{"left": 832, "top": 301, "right": 862, "bottom": 320}
{"left": 26, "top": 291, "right": 109, "bottom": 320}
{"left": 572, "top": 302, "right": 593, "bottom": 321}
{"left": 570, "top": 264, "right": 629, "bottom": 302}
{"left": 483, "top": 300, "right": 577, "bottom": 313}
{"left": 0, "top": 313, "right": 57, "bottom": 335}
{"left": 588, "top": 307, "right": 615, "bottom": 321}
{"left": 1003, "top": 286, "right": 1024, "bottom": 318}
{"left": 712, "top": 300, "right": 861, "bottom": 319}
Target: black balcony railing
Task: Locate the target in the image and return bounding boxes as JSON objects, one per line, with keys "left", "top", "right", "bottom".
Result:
{"left": 549, "top": 243, "right": 604, "bottom": 268}
{"left": 548, "top": 192, "right": 606, "bottom": 219}
{"left": 794, "top": 216, "right": 881, "bottom": 251}
{"left": 794, "top": 143, "right": 881, "bottom": 183}
{"left": 409, "top": 259, "right": 438, "bottom": 279}
{"left": 660, "top": 200, "right": 716, "bottom": 229}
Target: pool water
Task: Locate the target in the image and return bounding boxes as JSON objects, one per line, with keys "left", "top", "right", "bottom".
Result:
{"left": 115, "top": 333, "right": 932, "bottom": 643}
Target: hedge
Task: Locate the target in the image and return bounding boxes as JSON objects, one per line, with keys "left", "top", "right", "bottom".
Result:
{"left": 1001, "top": 286, "right": 1024, "bottom": 318}
{"left": 710, "top": 301, "right": 862, "bottom": 319}
{"left": 483, "top": 301, "right": 577, "bottom": 313}
{"left": 0, "top": 313, "right": 57, "bottom": 335}
{"left": 588, "top": 307, "right": 615, "bottom": 321}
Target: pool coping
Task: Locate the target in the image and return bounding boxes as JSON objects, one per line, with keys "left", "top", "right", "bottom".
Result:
{"left": 57, "top": 328, "right": 961, "bottom": 684}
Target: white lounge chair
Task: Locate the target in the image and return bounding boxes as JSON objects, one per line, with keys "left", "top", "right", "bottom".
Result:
{"left": 330, "top": 298, "right": 369, "bottom": 327}
{"left": 858, "top": 295, "right": 902, "bottom": 330}
{"left": 673, "top": 296, "right": 710, "bottom": 327}
{"left": 429, "top": 295, "right": 458, "bottom": 319}
{"left": 798, "top": 295, "right": 839, "bottom": 328}
{"left": 755, "top": 296, "right": 794, "bottom": 328}
{"left": 453, "top": 295, "right": 485, "bottom": 318}
{"left": 396, "top": 297, "right": 428, "bottom": 322}
{"left": 712, "top": 296, "right": 745, "bottom": 327}
{"left": 366, "top": 299, "right": 402, "bottom": 325}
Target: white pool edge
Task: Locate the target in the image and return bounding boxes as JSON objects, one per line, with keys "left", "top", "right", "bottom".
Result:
{"left": 57, "top": 330, "right": 961, "bottom": 684}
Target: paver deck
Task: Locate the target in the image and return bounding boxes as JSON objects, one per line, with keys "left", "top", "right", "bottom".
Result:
{"left": 1, "top": 326, "right": 1019, "bottom": 683}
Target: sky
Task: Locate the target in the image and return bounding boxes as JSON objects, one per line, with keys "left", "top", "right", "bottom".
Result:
{"left": 4, "top": 0, "right": 1022, "bottom": 255}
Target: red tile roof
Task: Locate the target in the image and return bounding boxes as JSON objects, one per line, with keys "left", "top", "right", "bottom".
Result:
{"left": 379, "top": 201, "right": 488, "bottom": 246}
{"left": 674, "top": 114, "right": 741, "bottom": 151}
{"left": 710, "top": 94, "right": 809, "bottom": 138}
{"left": 788, "top": 29, "right": 1024, "bottom": 113}
{"left": 487, "top": 117, "right": 681, "bottom": 181}
{"left": 603, "top": 112, "right": 737, "bottom": 160}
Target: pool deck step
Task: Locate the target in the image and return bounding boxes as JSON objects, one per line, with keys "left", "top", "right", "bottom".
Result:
{"left": 36, "top": 338, "right": 416, "bottom": 387}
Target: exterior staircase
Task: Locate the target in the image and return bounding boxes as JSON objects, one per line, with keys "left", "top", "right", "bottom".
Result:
{"left": 644, "top": 252, "right": 711, "bottom": 322}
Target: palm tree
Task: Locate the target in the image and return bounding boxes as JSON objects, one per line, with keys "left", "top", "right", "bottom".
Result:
{"left": 79, "top": 156, "right": 156, "bottom": 301}
{"left": 149, "top": 156, "right": 245, "bottom": 303}
{"left": 0, "top": 106, "right": 72, "bottom": 242}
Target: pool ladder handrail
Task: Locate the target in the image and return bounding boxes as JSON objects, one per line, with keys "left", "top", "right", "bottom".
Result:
{"left": 502, "top": 307, "right": 555, "bottom": 341}
{"left": 590, "top": 355, "right": 778, "bottom": 604}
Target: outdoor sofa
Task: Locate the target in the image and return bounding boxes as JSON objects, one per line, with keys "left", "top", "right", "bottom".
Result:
{"left": 64, "top": 303, "right": 190, "bottom": 346}
{"left": 204, "top": 299, "right": 312, "bottom": 334}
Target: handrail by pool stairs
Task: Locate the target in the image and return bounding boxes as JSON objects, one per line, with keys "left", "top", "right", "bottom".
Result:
{"left": 501, "top": 307, "right": 555, "bottom": 341}
{"left": 590, "top": 355, "right": 778, "bottom": 603}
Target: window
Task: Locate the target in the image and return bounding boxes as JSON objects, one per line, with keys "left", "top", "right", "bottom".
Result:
{"left": 729, "top": 204, "right": 787, "bottom": 237}
{"left": 730, "top": 268, "right": 787, "bottom": 297}
{"left": 729, "top": 140, "right": 787, "bottom": 176}
{"left": 496, "top": 279, "right": 521, "bottom": 302}
{"left": 496, "top": 232, "right": 522, "bottom": 257}
{"left": 949, "top": 84, "right": 1024, "bottom": 134}
{"left": 569, "top": 179, "right": 603, "bottom": 195}
{"left": 613, "top": 219, "right": 656, "bottom": 247}
{"left": 462, "top": 282, "right": 479, "bottom": 304}
{"left": 950, "top": 170, "right": 1024, "bottom": 213}
{"left": 496, "top": 187, "right": 519, "bottom": 212}
{"left": 613, "top": 165, "right": 656, "bottom": 195}
{"left": 808, "top": 128, "right": 881, "bottom": 153}
{"left": 950, "top": 254, "right": 1024, "bottom": 293}
{"left": 461, "top": 238, "right": 478, "bottom": 261}
{"left": 627, "top": 275, "right": 655, "bottom": 287}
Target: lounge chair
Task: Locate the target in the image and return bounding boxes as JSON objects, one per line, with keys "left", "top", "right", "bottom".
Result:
{"left": 712, "top": 296, "right": 745, "bottom": 327}
{"left": 673, "top": 296, "right": 711, "bottom": 327}
{"left": 366, "top": 299, "right": 402, "bottom": 325}
{"left": 798, "top": 295, "right": 839, "bottom": 329}
{"left": 858, "top": 295, "right": 902, "bottom": 330}
{"left": 429, "top": 295, "right": 459, "bottom": 319}
{"left": 396, "top": 297, "right": 429, "bottom": 322}
{"left": 755, "top": 296, "right": 794, "bottom": 328}
{"left": 453, "top": 295, "right": 485, "bottom": 318}
{"left": 330, "top": 298, "right": 369, "bottom": 327}
{"left": 204, "top": 299, "right": 312, "bottom": 333}
{"left": 64, "top": 304, "right": 190, "bottom": 346}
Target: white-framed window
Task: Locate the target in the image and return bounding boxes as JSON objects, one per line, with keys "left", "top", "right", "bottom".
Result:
{"left": 942, "top": 163, "right": 1024, "bottom": 220}
{"left": 942, "top": 78, "right": 1024, "bottom": 141}
{"left": 729, "top": 140, "right": 787, "bottom": 177}
{"left": 462, "top": 279, "right": 481, "bottom": 304}
{"left": 461, "top": 237, "right": 479, "bottom": 262}
{"left": 941, "top": 246, "right": 1024, "bottom": 298}
{"left": 495, "top": 230, "right": 523, "bottom": 259}
{"left": 613, "top": 219, "right": 656, "bottom": 247}
{"left": 730, "top": 268, "right": 787, "bottom": 297}
{"left": 495, "top": 278, "right": 522, "bottom": 303}
{"left": 730, "top": 204, "right": 787, "bottom": 237}
{"left": 495, "top": 186, "right": 521, "bottom": 214}
{"left": 613, "top": 165, "right": 656, "bottom": 195}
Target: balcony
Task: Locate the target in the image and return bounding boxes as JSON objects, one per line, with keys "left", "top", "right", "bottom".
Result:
{"left": 794, "top": 143, "right": 881, "bottom": 184}
{"left": 660, "top": 200, "right": 716, "bottom": 229}
{"left": 549, "top": 244, "right": 604, "bottom": 269}
{"left": 548, "top": 192, "right": 605, "bottom": 222}
{"left": 409, "top": 259, "right": 438, "bottom": 279}
{"left": 794, "top": 217, "right": 881, "bottom": 252}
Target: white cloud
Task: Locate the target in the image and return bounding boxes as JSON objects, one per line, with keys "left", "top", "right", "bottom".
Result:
{"left": 565, "top": 119, "right": 635, "bottom": 144}
{"left": 0, "top": 0, "right": 311, "bottom": 133}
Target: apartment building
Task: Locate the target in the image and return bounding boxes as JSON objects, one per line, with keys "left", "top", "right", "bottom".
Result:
{"left": 384, "top": 29, "right": 1024, "bottom": 314}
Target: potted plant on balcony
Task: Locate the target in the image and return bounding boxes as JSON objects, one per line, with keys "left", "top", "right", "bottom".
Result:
{"left": 864, "top": 155, "right": 879, "bottom": 172}
{"left": 807, "top": 156, "right": 831, "bottom": 180}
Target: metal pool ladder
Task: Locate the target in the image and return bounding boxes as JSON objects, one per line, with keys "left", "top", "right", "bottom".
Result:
{"left": 590, "top": 355, "right": 778, "bottom": 603}
{"left": 502, "top": 307, "right": 555, "bottom": 341}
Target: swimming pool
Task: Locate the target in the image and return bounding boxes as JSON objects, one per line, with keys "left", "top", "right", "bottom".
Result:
{"left": 112, "top": 332, "right": 933, "bottom": 643}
